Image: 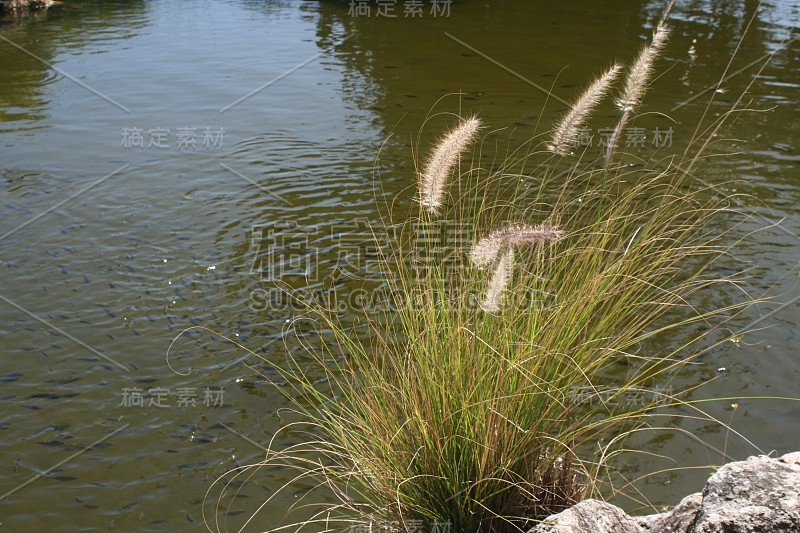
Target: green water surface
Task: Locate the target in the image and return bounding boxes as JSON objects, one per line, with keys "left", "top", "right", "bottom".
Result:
{"left": 1, "top": 0, "right": 798, "bottom": 530}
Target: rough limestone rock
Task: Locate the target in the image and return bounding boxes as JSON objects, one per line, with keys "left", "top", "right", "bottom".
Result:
{"left": 530, "top": 452, "right": 800, "bottom": 533}
{"left": 637, "top": 493, "right": 702, "bottom": 532}
{"left": 529, "top": 499, "right": 642, "bottom": 533}
{"left": 690, "top": 451, "right": 800, "bottom": 532}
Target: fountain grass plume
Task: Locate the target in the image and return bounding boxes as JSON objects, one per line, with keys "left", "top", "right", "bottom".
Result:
{"left": 419, "top": 115, "right": 481, "bottom": 214}
{"left": 547, "top": 64, "right": 622, "bottom": 156}
{"left": 471, "top": 223, "right": 564, "bottom": 268}
{"left": 616, "top": 23, "right": 669, "bottom": 114}
{"left": 605, "top": 22, "right": 670, "bottom": 166}
{"left": 481, "top": 247, "right": 514, "bottom": 312}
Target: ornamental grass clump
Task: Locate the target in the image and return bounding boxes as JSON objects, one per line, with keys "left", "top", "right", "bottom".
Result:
{"left": 205, "top": 9, "right": 761, "bottom": 533}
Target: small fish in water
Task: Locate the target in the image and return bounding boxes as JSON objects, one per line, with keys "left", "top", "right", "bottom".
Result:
{"left": 772, "top": 143, "right": 791, "bottom": 153}
{"left": 38, "top": 440, "right": 65, "bottom": 447}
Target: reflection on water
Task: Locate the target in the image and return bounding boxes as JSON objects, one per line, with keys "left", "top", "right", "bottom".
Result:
{"left": 0, "top": 0, "right": 798, "bottom": 529}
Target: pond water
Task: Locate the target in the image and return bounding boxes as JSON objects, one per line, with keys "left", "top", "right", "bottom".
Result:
{"left": 0, "top": 0, "right": 798, "bottom": 530}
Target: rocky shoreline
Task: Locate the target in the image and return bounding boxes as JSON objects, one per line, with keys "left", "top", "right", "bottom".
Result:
{"left": 0, "top": 0, "right": 53, "bottom": 12}
{"left": 530, "top": 452, "right": 800, "bottom": 532}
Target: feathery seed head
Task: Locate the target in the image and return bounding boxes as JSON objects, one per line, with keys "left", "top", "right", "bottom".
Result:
{"left": 606, "top": 23, "right": 669, "bottom": 167}
{"left": 547, "top": 64, "right": 622, "bottom": 156}
{"left": 615, "top": 23, "right": 670, "bottom": 113}
{"left": 481, "top": 248, "right": 514, "bottom": 313}
{"left": 419, "top": 116, "right": 481, "bottom": 214}
{"left": 471, "top": 223, "right": 563, "bottom": 268}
